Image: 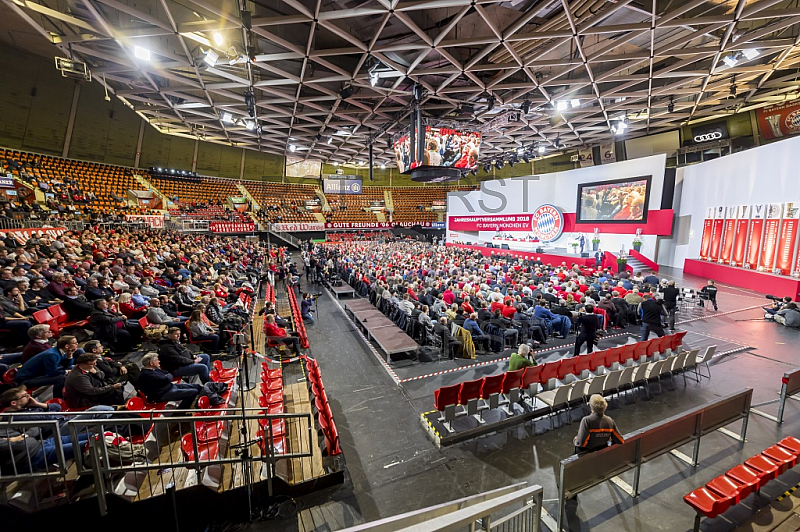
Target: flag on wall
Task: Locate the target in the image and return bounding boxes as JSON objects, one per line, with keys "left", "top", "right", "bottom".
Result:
{"left": 599, "top": 143, "right": 616, "bottom": 164}
{"left": 775, "top": 202, "right": 800, "bottom": 275}
{"left": 758, "top": 203, "right": 782, "bottom": 271}
{"left": 719, "top": 205, "right": 737, "bottom": 264}
{"left": 731, "top": 205, "right": 750, "bottom": 267}
{"left": 699, "top": 206, "right": 714, "bottom": 261}
{"left": 745, "top": 204, "right": 766, "bottom": 269}
{"left": 709, "top": 206, "right": 725, "bottom": 262}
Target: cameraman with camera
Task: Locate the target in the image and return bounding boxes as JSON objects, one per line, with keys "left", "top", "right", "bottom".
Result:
{"left": 301, "top": 292, "right": 316, "bottom": 325}
{"left": 775, "top": 302, "right": 800, "bottom": 328}
{"left": 764, "top": 295, "right": 793, "bottom": 319}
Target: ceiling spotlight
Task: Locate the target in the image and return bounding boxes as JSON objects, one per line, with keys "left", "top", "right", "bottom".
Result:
{"left": 221, "top": 112, "right": 234, "bottom": 123}
{"left": 327, "top": 136, "right": 333, "bottom": 144}
{"left": 157, "top": 167, "right": 163, "bottom": 172}
{"left": 495, "top": 159, "right": 504, "bottom": 169}
{"left": 537, "top": 144, "right": 546, "bottom": 154}
{"left": 667, "top": 96, "right": 675, "bottom": 114}
{"left": 245, "top": 120, "right": 255, "bottom": 131}
{"left": 483, "top": 162, "right": 492, "bottom": 173}
{"left": 470, "top": 168, "right": 478, "bottom": 176}
{"left": 213, "top": 31, "right": 224, "bottom": 46}
{"left": 333, "top": 162, "right": 339, "bottom": 166}
{"left": 203, "top": 49, "right": 219, "bottom": 67}
{"left": 170, "top": 169, "right": 175, "bottom": 174}
{"left": 359, "top": 160, "right": 365, "bottom": 166}
{"left": 742, "top": 48, "right": 760, "bottom": 60}
{"left": 611, "top": 117, "right": 628, "bottom": 135}
{"left": 508, "top": 157, "right": 515, "bottom": 168}
{"left": 554, "top": 137, "right": 562, "bottom": 149}
{"left": 556, "top": 100, "right": 568, "bottom": 111}
{"left": 134, "top": 46, "right": 151, "bottom": 61}
{"left": 520, "top": 100, "right": 531, "bottom": 114}
{"left": 380, "top": 163, "right": 386, "bottom": 169}
{"left": 339, "top": 86, "right": 354, "bottom": 99}
{"left": 521, "top": 152, "right": 530, "bottom": 163}
{"left": 289, "top": 144, "right": 296, "bottom": 152}
{"left": 571, "top": 99, "right": 580, "bottom": 108}
{"left": 486, "top": 95, "right": 495, "bottom": 111}
{"left": 722, "top": 55, "right": 738, "bottom": 68}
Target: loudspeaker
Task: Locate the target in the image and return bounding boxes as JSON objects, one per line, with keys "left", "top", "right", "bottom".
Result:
{"left": 501, "top": 244, "right": 510, "bottom": 250}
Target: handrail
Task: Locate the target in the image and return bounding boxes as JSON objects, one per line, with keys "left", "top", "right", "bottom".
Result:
{"left": 628, "top": 248, "right": 659, "bottom": 272}
{"left": 338, "top": 482, "right": 543, "bottom": 532}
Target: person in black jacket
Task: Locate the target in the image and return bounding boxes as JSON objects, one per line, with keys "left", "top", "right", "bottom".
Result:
{"left": 62, "top": 285, "right": 93, "bottom": 321}
{"left": 89, "top": 299, "right": 133, "bottom": 352}
{"left": 173, "top": 285, "right": 194, "bottom": 313}
{"left": 157, "top": 327, "right": 211, "bottom": 383}
{"left": 698, "top": 280, "right": 718, "bottom": 311}
{"left": 573, "top": 305, "right": 600, "bottom": 357}
{"left": 84, "top": 277, "right": 114, "bottom": 301}
{"left": 137, "top": 353, "right": 202, "bottom": 409}
{"left": 434, "top": 317, "right": 462, "bottom": 360}
{"left": 661, "top": 280, "right": 679, "bottom": 330}
{"left": 638, "top": 293, "right": 666, "bottom": 341}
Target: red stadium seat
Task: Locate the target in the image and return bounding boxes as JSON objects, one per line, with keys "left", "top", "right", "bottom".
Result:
{"left": 539, "top": 361, "right": 560, "bottom": 388}
{"left": 778, "top": 436, "right": 800, "bottom": 456}
{"left": 633, "top": 339, "right": 651, "bottom": 362}
{"left": 726, "top": 464, "right": 768, "bottom": 490}
{"left": 181, "top": 433, "right": 219, "bottom": 462}
{"left": 744, "top": 454, "right": 781, "bottom": 482}
{"left": 213, "top": 360, "right": 237, "bottom": 380}
{"left": 684, "top": 486, "right": 734, "bottom": 522}
{"left": 589, "top": 350, "right": 607, "bottom": 373}
{"left": 706, "top": 474, "right": 755, "bottom": 505}
{"left": 521, "top": 366, "right": 541, "bottom": 396}
{"left": 574, "top": 353, "right": 592, "bottom": 377}
{"left": 458, "top": 378, "right": 485, "bottom": 405}
{"left": 501, "top": 369, "right": 524, "bottom": 395}
{"left": 761, "top": 445, "right": 797, "bottom": 472}
{"left": 557, "top": 358, "right": 577, "bottom": 381}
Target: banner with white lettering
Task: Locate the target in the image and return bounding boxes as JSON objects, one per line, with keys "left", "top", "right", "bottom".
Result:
{"left": 0, "top": 227, "right": 68, "bottom": 244}
{"left": 599, "top": 143, "right": 616, "bottom": 164}
{"left": 125, "top": 214, "right": 164, "bottom": 229}
{"left": 271, "top": 222, "right": 325, "bottom": 232}
{"left": 209, "top": 222, "right": 256, "bottom": 233}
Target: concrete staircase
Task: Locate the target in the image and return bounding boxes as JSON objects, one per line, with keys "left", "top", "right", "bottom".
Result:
{"left": 133, "top": 173, "right": 172, "bottom": 208}
{"left": 314, "top": 188, "right": 331, "bottom": 212}
{"left": 313, "top": 212, "right": 326, "bottom": 223}
{"left": 625, "top": 255, "right": 649, "bottom": 273}
{"left": 236, "top": 183, "right": 260, "bottom": 211}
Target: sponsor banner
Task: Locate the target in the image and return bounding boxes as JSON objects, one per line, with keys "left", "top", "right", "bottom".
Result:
{"left": 324, "top": 222, "right": 393, "bottom": 229}
{"left": 719, "top": 206, "right": 737, "bottom": 264}
{"left": 731, "top": 205, "right": 750, "bottom": 267}
{"left": 125, "top": 214, "right": 164, "bottom": 229}
{"left": 271, "top": 222, "right": 325, "bottom": 232}
{"left": 757, "top": 100, "right": 800, "bottom": 140}
{"left": 699, "top": 219, "right": 713, "bottom": 260}
{"left": 448, "top": 214, "right": 535, "bottom": 232}
{"left": 758, "top": 204, "right": 782, "bottom": 271}
{"left": 391, "top": 221, "right": 438, "bottom": 228}
{"left": 599, "top": 142, "right": 616, "bottom": 164}
{"left": 0, "top": 227, "right": 68, "bottom": 244}
{"left": 323, "top": 177, "right": 362, "bottom": 195}
{"left": 746, "top": 204, "right": 766, "bottom": 269}
{"left": 0, "top": 174, "right": 14, "bottom": 188}
{"left": 691, "top": 122, "right": 729, "bottom": 144}
{"left": 431, "top": 221, "right": 445, "bottom": 229}
{"left": 776, "top": 203, "right": 800, "bottom": 275}
{"left": 209, "top": 222, "right": 255, "bottom": 233}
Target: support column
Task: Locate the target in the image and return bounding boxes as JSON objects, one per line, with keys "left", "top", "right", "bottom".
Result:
{"left": 134, "top": 120, "right": 145, "bottom": 168}
{"left": 191, "top": 139, "right": 199, "bottom": 172}
{"left": 240, "top": 148, "right": 246, "bottom": 179}
{"left": 62, "top": 82, "right": 81, "bottom": 158}
{"left": 750, "top": 110, "right": 760, "bottom": 146}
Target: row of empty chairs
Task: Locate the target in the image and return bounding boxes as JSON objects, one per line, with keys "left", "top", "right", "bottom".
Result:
{"left": 433, "top": 333, "right": 710, "bottom": 433}
{"left": 286, "top": 286, "right": 310, "bottom": 349}
{"left": 306, "top": 358, "right": 342, "bottom": 457}
{"left": 180, "top": 362, "right": 238, "bottom": 462}
{"left": 684, "top": 436, "right": 800, "bottom": 531}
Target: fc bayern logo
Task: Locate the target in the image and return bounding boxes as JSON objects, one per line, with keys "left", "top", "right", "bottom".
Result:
{"left": 531, "top": 204, "right": 564, "bottom": 242}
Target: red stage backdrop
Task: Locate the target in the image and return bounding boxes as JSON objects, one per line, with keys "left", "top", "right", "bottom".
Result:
{"left": 700, "top": 219, "right": 713, "bottom": 260}
{"left": 759, "top": 218, "right": 781, "bottom": 271}
{"left": 795, "top": 240, "right": 800, "bottom": 276}
{"left": 746, "top": 218, "right": 764, "bottom": 269}
{"left": 720, "top": 217, "right": 736, "bottom": 264}
{"left": 731, "top": 217, "right": 749, "bottom": 267}
{"left": 709, "top": 219, "right": 724, "bottom": 261}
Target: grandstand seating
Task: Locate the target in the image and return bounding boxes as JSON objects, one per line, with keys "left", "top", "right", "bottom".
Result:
{"left": 150, "top": 174, "right": 238, "bottom": 206}
{"left": 245, "top": 182, "right": 319, "bottom": 223}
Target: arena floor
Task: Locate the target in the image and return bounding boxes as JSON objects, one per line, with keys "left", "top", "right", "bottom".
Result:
{"left": 259, "top": 261, "right": 800, "bottom": 532}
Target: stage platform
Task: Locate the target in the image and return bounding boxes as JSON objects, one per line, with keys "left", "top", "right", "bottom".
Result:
{"left": 684, "top": 259, "right": 800, "bottom": 299}
{"left": 343, "top": 300, "right": 419, "bottom": 359}
{"left": 445, "top": 243, "right": 597, "bottom": 267}
{"left": 330, "top": 284, "right": 355, "bottom": 298}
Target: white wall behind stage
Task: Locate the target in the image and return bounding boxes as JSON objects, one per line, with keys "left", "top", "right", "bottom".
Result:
{"left": 446, "top": 154, "right": 667, "bottom": 258}
{"left": 659, "top": 135, "right": 800, "bottom": 269}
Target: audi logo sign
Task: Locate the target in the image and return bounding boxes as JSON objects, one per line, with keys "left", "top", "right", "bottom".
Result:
{"left": 691, "top": 122, "right": 728, "bottom": 144}
{"left": 693, "top": 131, "right": 723, "bottom": 143}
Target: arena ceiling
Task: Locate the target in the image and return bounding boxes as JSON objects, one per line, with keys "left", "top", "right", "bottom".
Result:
{"left": 4, "top": 0, "right": 800, "bottom": 167}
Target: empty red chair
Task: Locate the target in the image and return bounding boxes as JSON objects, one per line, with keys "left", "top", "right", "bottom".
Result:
{"left": 257, "top": 417, "right": 286, "bottom": 439}
{"left": 434, "top": 383, "right": 462, "bottom": 412}
{"left": 481, "top": 374, "right": 504, "bottom": 398}
{"left": 674, "top": 330, "right": 688, "bottom": 347}
{"left": 260, "top": 381, "right": 282, "bottom": 395}
{"left": 646, "top": 338, "right": 664, "bottom": 359}
{"left": 778, "top": 436, "right": 800, "bottom": 455}
{"left": 588, "top": 350, "right": 607, "bottom": 373}
{"left": 502, "top": 369, "right": 524, "bottom": 395}
{"left": 633, "top": 339, "right": 651, "bottom": 362}
{"left": 458, "top": 378, "right": 485, "bottom": 405}
{"left": 181, "top": 433, "right": 219, "bottom": 461}
{"left": 684, "top": 487, "right": 734, "bottom": 529}
{"left": 557, "top": 357, "right": 577, "bottom": 380}
{"left": 539, "top": 360, "right": 560, "bottom": 385}
{"left": 727, "top": 464, "right": 768, "bottom": 490}
{"left": 521, "top": 366, "right": 541, "bottom": 395}
{"left": 32, "top": 308, "right": 53, "bottom": 325}
{"left": 194, "top": 396, "right": 227, "bottom": 443}
{"left": 744, "top": 454, "right": 781, "bottom": 482}
{"left": 574, "top": 353, "right": 592, "bottom": 376}
{"left": 706, "top": 474, "right": 755, "bottom": 504}
{"left": 762, "top": 444, "right": 797, "bottom": 472}
{"left": 213, "top": 360, "right": 237, "bottom": 380}
{"left": 259, "top": 389, "right": 284, "bottom": 406}
{"left": 604, "top": 346, "right": 623, "bottom": 368}
{"left": 620, "top": 343, "right": 637, "bottom": 365}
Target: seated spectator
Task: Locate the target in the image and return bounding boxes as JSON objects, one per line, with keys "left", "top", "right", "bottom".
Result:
{"left": 463, "top": 312, "right": 490, "bottom": 352}
{"left": 186, "top": 309, "right": 220, "bottom": 352}
{"left": 508, "top": 343, "right": 537, "bottom": 371}
{"left": 139, "top": 277, "right": 164, "bottom": 297}
{"left": 21, "top": 324, "right": 53, "bottom": 363}
{"left": 62, "top": 284, "right": 93, "bottom": 321}
{"left": 46, "top": 272, "right": 67, "bottom": 300}
{"left": 146, "top": 297, "right": 187, "bottom": 328}
{"left": 85, "top": 277, "right": 114, "bottom": 301}
{"left": 64, "top": 353, "right": 125, "bottom": 409}
{"left": 130, "top": 286, "right": 150, "bottom": 308}
{"left": 157, "top": 327, "right": 211, "bottom": 383}
{"left": 434, "top": 316, "right": 462, "bottom": 360}
{"left": 118, "top": 292, "right": 147, "bottom": 319}
{"left": 775, "top": 302, "right": 800, "bottom": 328}
{"left": 137, "top": 353, "right": 202, "bottom": 409}
{"left": 533, "top": 301, "right": 572, "bottom": 338}
{"left": 84, "top": 340, "right": 128, "bottom": 383}
{"left": 88, "top": 298, "right": 135, "bottom": 353}
{"left": 173, "top": 285, "right": 195, "bottom": 314}
{"left": 764, "top": 296, "right": 793, "bottom": 317}
{"left": 489, "top": 309, "right": 519, "bottom": 345}
{"left": 263, "top": 314, "right": 301, "bottom": 354}
{"left": 15, "top": 335, "right": 82, "bottom": 398}
{"left": 0, "top": 285, "right": 32, "bottom": 318}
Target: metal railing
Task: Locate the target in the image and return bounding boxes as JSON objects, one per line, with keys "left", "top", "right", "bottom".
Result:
{"left": 0, "top": 407, "right": 313, "bottom": 515}
{"left": 338, "top": 482, "right": 544, "bottom": 532}
{"left": 166, "top": 219, "right": 210, "bottom": 232}
{"left": 267, "top": 225, "right": 302, "bottom": 248}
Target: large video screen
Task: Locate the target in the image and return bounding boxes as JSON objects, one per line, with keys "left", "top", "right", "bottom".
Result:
{"left": 576, "top": 175, "right": 652, "bottom": 223}
{"left": 394, "top": 126, "right": 481, "bottom": 173}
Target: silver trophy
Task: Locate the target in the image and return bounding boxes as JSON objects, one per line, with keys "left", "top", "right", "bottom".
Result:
{"left": 765, "top": 114, "right": 783, "bottom": 138}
